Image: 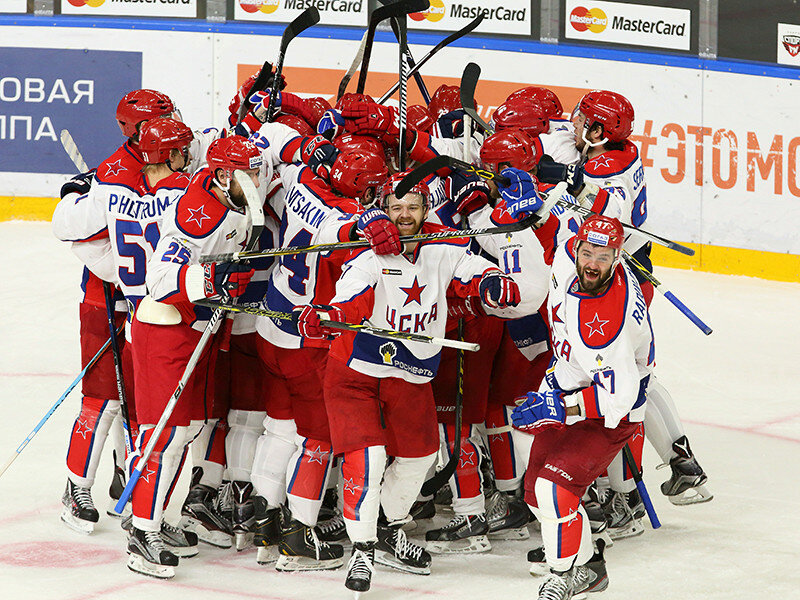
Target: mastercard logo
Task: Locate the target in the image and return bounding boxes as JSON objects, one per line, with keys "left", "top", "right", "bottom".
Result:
{"left": 240, "top": 0, "right": 280, "bottom": 14}
{"left": 409, "top": 0, "right": 445, "bottom": 23}
{"left": 67, "top": 0, "right": 105, "bottom": 6}
{"left": 569, "top": 6, "right": 608, "bottom": 33}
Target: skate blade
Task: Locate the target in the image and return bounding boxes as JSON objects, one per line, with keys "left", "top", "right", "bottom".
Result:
{"left": 592, "top": 530, "right": 613, "bottom": 549}
{"left": 608, "top": 518, "right": 645, "bottom": 540}
{"left": 180, "top": 516, "right": 232, "bottom": 548}
{"left": 668, "top": 485, "right": 713, "bottom": 506}
{"left": 107, "top": 499, "right": 131, "bottom": 519}
{"left": 275, "top": 554, "right": 344, "bottom": 571}
{"left": 126, "top": 553, "right": 175, "bottom": 579}
{"left": 165, "top": 543, "right": 198, "bottom": 558}
{"left": 488, "top": 526, "right": 530, "bottom": 541}
{"left": 60, "top": 510, "right": 94, "bottom": 535}
{"left": 374, "top": 551, "right": 430, "bottom": 576}
{"left": 529, "top": 562, "right": 549, "bottom": 577}
{"left": 426, "top": 535, "right": 491, "bottom": 555}
{"left": 235, "top": 532, "right": 254, "bottom": 551}
{"left": 256, "top": 546, "right": 279, "bottom": 565}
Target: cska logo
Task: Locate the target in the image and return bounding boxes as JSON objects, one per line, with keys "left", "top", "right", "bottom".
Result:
{"left": 379, "top": 342, "right": 397, "bottom": 365}
{"left": 783, "top": 35, "right": 800, "bottom": 57}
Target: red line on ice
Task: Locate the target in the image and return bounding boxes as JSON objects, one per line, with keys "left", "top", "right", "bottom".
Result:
{"left": 684, "top": 418, "right": 800, "bottom": 444}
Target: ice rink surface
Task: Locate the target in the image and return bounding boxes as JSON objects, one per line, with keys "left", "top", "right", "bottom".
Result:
{"left": 1, "top": 221, "right": 798, "bottom": 599}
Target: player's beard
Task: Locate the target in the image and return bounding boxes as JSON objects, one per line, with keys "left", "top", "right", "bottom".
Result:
{"left": 394, "top": 215, "right": 423, "bottom": 237}
{"left": 577, "top": 261, "right": 612, "bottom": 295}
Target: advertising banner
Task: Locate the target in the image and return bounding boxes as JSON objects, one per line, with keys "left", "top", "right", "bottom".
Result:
{"left": 405, "top": 0, "right": 530, "bottom": 36}
{"left": 61, "top": 0, "right": 198, "bottom": 19}
{"left": 778, "top": 22, "right": 800, "bottom": 66}
{"left": 565, "top": 0, "right": 691, "bottom": 51}
{"left": 0, "top": 47, "right": 142, "bottom": 173}
{"left": 0, "top": 0, "right": 27, "bottom": 13}
{"left": 234, "top": 0, "right": 368, "bottom": 26}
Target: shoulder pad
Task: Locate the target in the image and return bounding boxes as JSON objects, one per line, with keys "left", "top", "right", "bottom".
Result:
{"left": 574, "top": 266, "right": 628, "bottom": 349}
{"left": 584, "top": 142, "right": 638, "bottom": 177}
{"left": 175, "top": 179, "right": 227, "bottom": 238}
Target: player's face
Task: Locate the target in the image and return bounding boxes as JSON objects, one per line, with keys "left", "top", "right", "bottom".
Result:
{"left": 385, "top": 193, "right": 428, "bottom": 236}
{"left": 572, "top": 111, "right": 587, "bottom": 151}
{"left": 576, "top": 242, "right": 616, "bottom": 294}
{"left": 228, "top": 168, "right": 260, "bottom": 208}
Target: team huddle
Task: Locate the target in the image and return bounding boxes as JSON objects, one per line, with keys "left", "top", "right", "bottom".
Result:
{"left": 52, "top": 60, "right": 712, "bottom": 600}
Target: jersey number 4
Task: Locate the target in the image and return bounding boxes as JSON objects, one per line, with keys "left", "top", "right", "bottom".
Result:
{"left": 282, "top": 229, "right": 312, "bottom": 295}
{"left": 116, "top": 220, "right": 160, "bottom": 287}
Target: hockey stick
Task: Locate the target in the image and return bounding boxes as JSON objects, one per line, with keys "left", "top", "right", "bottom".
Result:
{"left": 622, "top": 443, "right": 661, "bottom": 529}
{"left": 420, "top": 318, "right": 465, "bottom": 496}
{"left": 397, "top": 14, "right": 410, "bottom": 171}
{"left": 194, "top": 299, "right": 481, "bottom": 352}
{"left": 622, "top": 250, "right": 712, "bottom": 335}
{"left": 379, "top": 0, "right": 431, "bottom": 104}
{"left": 266, "top": 7, "right": 321, "bottom": 122}
{"left": 459, "top": 62, "right": 493, "bottom": 133}
{"left": 338, "top": 30, "right": 370, "bottom": 101}
{"left": 102, "top": 282, "right": 133, "bottom": 455}
{"left": 201, "top": 210, "right": 541, "bottom": 263}
{"left": 59, "top": 129, "right": 90, "bottom": 173}
{"left": 236, "top": 60, "right": 273, "bottom": 127}
{"left": 377, "top": 13, "right": 484, "bottom": 104}
{"left": 356, "top": 0, "right": 429, "bottom": 95}
{"left": 114, "top": 170, "right": 265, "bottom": 513}
{"left": 0, "top": 323, "right": 124, "bottom": 479}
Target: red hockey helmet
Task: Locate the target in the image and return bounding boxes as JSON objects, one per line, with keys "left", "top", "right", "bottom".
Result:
{"left": 480, "top": 130, "right": 540, "bottom": 173}
{"left": 429, "top": 84, "right": 461, "bottom": 120}
{"left": 138, "top": 118, "right": 194, "bottom": 165}
{"left": 329, "top": 149, "right": 388, "bottom": 202}
{"left": 116, "top": 89, "right": 175, "bottom": 138}
{"left": 333, "top": 134, "right": 386, "bottom": 161}
{"left": 378, "top": 170, "right": 430, "bottom": 208}
{"left": 207, "top": 135, "right": 263, "bottom": 178}
{"left": 303, "top": 96, "right": 333, "bottom": 129}
{"left": 491, "top": 98, "right": 549, "bottom": 137}
{"left": 335, "top": 92, "right": 375, "bottom": 113}
{"left": 407, "top": 104, "right": 435, "bottom": 133}
{"left": 578, "top": 90, "right": 634, "bottom": 142}
{"left": 575, "top": 214, "right": 625, "bottom": 254}
{"left": 275, "top": 113, "right": 315, "bottom": 136}
{"left": 506, "top": 86, "right": 564, "bottom": 121}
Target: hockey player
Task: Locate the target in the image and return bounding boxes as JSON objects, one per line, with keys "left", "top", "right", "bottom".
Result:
{"left": 51, "top": 89, "right": 177, "bottom": 533}
{"left": 511, "top": 215, "right": 655, "bottom": 599}
{"left": 124, "top": 136, "right": 262, "bottom": 578}
{"left": 296, "top": 172, "right": 522, "bottom": 594}
{"left": 249, "top": 148, "right": 389, "bottom": 572}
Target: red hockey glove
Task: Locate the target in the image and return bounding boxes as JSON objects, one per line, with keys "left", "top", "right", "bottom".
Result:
{"left": 292, "top": 304, "right": 346, "bottom": 340}
{"left": 479, "top": 268, "right": 521, "bottom": 309}
{"left": 202, "top": 262, "right": 255, "bottom": 299}
{"left": 447, "top": 295, "right": 485, "bottom": 319}
{"left": 342, "top": 103, "right": 399, "bottom": 139}
{"left": 357, "top": 209, "right": 402, "bottom": 256}
{"left": 453, "top": 179, "right": 492, "bottom": 217}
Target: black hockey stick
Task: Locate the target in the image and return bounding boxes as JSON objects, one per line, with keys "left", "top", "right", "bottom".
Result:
{"left": 102, "top": 282, "right": 133, "bottom": 456}
{"left": 338, "top": 29, "right": 370, "bottom": 101}
{"left": 379, "top": 0, "right": 431, "bottom": 104}
{"left": 236, "top": 60, "right": 273, "bottom": 127}
{"left": 459, "top": 62, "right": 493, "bottom": 133}
{"left": 421, "top": 318, "right": 465, "bottom": 496}
{"left": 622, "top": 443, "right": 661, "bottom": 529}
{"left": 266, "top": 7, "right": 321, "bottom": 122}
{"left": 377, "top": 13, "right": 484, "bottom": 104}
{"left": 397, "top": 14, "right": 410, "bottom": 171}
{"left": 356, "top": 0, "right": 429, "bottom": 95}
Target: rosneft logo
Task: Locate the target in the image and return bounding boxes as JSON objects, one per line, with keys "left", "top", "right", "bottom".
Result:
{"left": 240, "top": 0, "right": 280, "bottom": 14}
{"left": 410, "top": 0, "right": 445, "bottom": 22}
{"left": 67, "top": 0, "right": 105, "bottom": 6}
{"left": 569, "top": 6, "right": 608, "bottom": 33}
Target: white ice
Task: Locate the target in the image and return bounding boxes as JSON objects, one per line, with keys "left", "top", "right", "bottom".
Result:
{"left": 1, "top": 221, "right": 798, "bottom": 599}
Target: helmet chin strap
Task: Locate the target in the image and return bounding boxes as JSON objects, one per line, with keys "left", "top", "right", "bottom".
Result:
{"left": 167, "top": 147, "right": 190, "bottom": 173}
{"left": 581, "top": 122, "right": 608, "bottom": 153}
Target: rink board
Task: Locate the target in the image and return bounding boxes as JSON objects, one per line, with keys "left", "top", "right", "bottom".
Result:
{"left": 1, "top": 18, "right": 798, "bottom": 281}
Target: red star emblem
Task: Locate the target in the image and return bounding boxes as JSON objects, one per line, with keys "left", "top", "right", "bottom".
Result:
{"left": 105, "top": 159, "right": 126, "bottom": 177}
{"left": 139, "top": 465, "right": 157, "bottom": 483}
{"left": 305, "top": 445, "right": 328, "bottom": 466}
{"left": 551, "top": 302, "right": 563, "bottom": 325}
{"left": 590, "top": 156, "right": 614, "bottom": 170}
{"left": 458, "top": 448, "right": 476, "bottom": 469}
{"left": 186, "top": 205, "right": 210, "bottom": 228}
{"left": 399, "top": 276, "right": 426, "bottom": 307}
{"left": 74, "top": 419, "right": 92, "bottom": 440}
{"left": 584, "top": 313, "right": 609, "bottom": 338}
{"left": 343, "top": 477, "right": 362, "bottom": 496}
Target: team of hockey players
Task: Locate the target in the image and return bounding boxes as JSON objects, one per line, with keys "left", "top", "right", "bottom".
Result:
{"left": 51, "top": 54, "right": 713, "bottom": 599}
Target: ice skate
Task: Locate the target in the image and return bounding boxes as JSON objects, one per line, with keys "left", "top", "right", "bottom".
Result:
{"left": 605, "top": 489, "right": 645, "bottom": 540}
{"left": 316, "top": 512, "right": 349, "bottom": 544}
{"left": 180, "top": 483, "right": 233, "bottom": 548}
{"left": 276, "top": 506, "right": 344, "bottom": 571}
{"left": 231, "top": 480, "right": 255, "bottom": 551}
{"left": 345, "top": 541, "right": 376, "bottom": 598}
{"left": 537, "top": 567, "right": 576, "bottom": 600}
{"left": 375, "top": 520, "right": 431, "bottom": 575}
{"left": 659, "top": 436, "right": 713, "bottom": 505}
{"left": 160, "top": 520, "right": 199, "bottom": 558}
{"left": 486, "top": 490, "right": 531, "bottom": 540}
{"left": 60, "top": 479, "right": 99, "bottom": 535}
{"left": 106, "top": 457, "right": 130, "bottom": 518}
{"left": 319, "top": 487, "right": 339, "bottom": 522}
{"left": 252, "top": 496, "right": 281, "bottom": 565}
{"left": 425, "top": 514, "right": 491, "bottom": 554}
{"left": 433, "top": 481, "right": 453, "bottom": 512}
{"left": 126, "top": 526, "right": 179, "bottom": 579}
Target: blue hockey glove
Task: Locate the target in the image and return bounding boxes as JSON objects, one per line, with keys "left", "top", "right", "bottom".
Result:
{"left": 498, "top": 168, "right": 543, "bottom": 220}
{"left": 511, "top": 390, "right": 567, "bottom": 433}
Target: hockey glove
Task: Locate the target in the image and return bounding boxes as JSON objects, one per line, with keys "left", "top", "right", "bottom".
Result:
{"left": 301, "top": 135, "right": 340, "bottom": 180}
{"left": 317, "top": 109, "right": 345, "bottom": 140}
{"left": 436, "top": 109, "right": 465, "bottom": 139}
{"left": 511, "top": 390, "right": 567, "bottom": 433}
{"left": 292, "top": 304, "right": 346, "bottom": 340}
{"left": 343, "top": 103, "right": 399, "bottom": 138}
{"left": 447, "top": 295, "right": 485, "bottom": 319}
{"left": 202, "top": 262, "right": 255, "bottom": 299}
{"left": 537, "top": 156, "right": 585, "bottom": 196}
{"left": 453, "top": 178, "right": 492, "bottom": 217}
{"left": 60, "top": 169, "right": 96, "bottom": 198}
{"left": 248, "top": 90, "right": 280, "bottom": 123}
{"left": 479, "top": 268, "right": 521, "bottom": 309}
{"left": 498, "top": 168, "right": 543, "bottom": 220}
{"left": 357, "top": 209, "right": 402, "bottom": 256}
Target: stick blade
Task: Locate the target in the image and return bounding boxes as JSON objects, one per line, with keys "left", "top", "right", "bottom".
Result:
{"left": 283, "top": 6, "right": 320, "bottom": 45}
{"left": 460, "top": 62, "right": 481, "bottom": 111}
{"left": 395, "top": 155, "right": 451, "bottom": 198}
{"left": 233, "top": 170, "right": 265, "bottom": 252}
